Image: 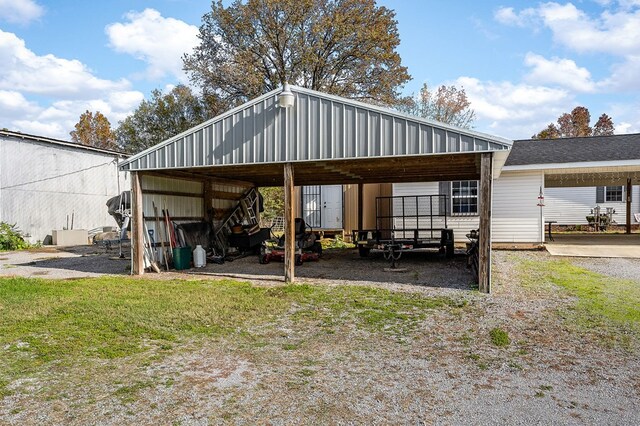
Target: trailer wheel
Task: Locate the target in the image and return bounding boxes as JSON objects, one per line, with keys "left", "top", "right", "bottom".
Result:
{"left": 312, "top": 242, "right": 323, "bottom": 256}
{"left": 358, "top": 247, "right": 370, "bottom": 257}
{"left": 295, "top": 254, "right": 303, "bottom": 266}
{"left": 446, "top": 243, "right": 455, "bottom": 259}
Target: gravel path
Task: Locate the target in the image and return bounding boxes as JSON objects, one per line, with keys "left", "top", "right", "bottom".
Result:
{"left": 0, "top": 248, "right": 639, "bottom": 424}
{"left": 572, "top": 257, "right": 640, "bottom": 282}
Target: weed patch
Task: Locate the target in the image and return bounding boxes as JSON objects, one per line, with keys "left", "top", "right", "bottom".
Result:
{"left": 489, "top": 327, "right": 510, "bottom": 347}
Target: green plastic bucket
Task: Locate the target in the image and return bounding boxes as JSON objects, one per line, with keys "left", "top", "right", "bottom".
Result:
{"left": 172, "top": 246, "right": 192, "bottom": 270}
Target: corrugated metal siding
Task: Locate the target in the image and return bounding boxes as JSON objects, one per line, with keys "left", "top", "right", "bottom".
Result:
{"left": 492, "top": 171, "right": 545, "bottom": 243}
{"left": 121, "top": 87, "right": 511, "bottom": 172}
{"left": 140, "top": 175, "right": 204, "bottom": 238}
{"left": 545, "top": 186, "right": 640, "bottom": 225}
{"left": 0, "top": 135, "right": 127, "bottom": 243}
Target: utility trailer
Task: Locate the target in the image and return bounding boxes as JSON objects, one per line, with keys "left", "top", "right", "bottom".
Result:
{"left": 354, "top": 194, "right": 454, "bottom": 267}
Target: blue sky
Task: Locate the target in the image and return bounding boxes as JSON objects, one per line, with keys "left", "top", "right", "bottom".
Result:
{"left": 1, "top": 0, "right": 639, "bottom": 141}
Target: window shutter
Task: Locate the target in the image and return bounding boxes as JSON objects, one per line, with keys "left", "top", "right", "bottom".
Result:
{"left": 439, "top": 181, "right": 451, "bottom": 215}
{"left": 596, "top": 186, "right": 605, "bottom": 204}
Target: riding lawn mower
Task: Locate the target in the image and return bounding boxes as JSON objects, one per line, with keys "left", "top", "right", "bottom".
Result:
{"left": 259, "top": 218, "right": 322, "bottom": 265}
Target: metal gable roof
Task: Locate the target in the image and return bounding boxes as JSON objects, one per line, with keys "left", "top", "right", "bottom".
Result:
{"left": 119, "top": 85, "right": 512, "bottom": 172}
{"left": 1, "top": 129, "right": 128, "bottom": 157}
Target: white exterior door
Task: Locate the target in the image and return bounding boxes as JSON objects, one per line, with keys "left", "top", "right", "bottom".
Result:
{"left": 321, "top": 185, "right": 343, "bottom": 228}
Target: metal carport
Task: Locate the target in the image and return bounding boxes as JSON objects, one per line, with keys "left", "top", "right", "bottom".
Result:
{"left": 119, "top": 85, "right": 512, "bottom": 292}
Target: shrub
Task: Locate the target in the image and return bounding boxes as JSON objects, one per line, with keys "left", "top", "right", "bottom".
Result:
{"left": 0, "top": 222, "right": 29, "bottom": 251}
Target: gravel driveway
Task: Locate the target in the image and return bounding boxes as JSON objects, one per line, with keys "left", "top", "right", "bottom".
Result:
{"left": 0, "top": 247, "right": 639, "bottom": 425}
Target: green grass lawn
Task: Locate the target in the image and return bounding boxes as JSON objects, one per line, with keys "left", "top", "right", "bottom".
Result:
{"left": 518, "top": 258, "right": 640, "bottom": 347}
{"left": 0, "top": 276, "right": 462, "bottom": 398}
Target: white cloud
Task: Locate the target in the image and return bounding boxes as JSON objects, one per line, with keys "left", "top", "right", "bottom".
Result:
{"left": 0, "top": 30, "right": 144, "bottom": 140}
{"left": 106, "top": 8, "right": 199, "bottom": 82}
{"left": 603, "top": 101, "right": 640, "bottom": 134}
{"left": 12, "top": 120, "right": 66, "bottom": 138}
{"left": 537, "top": 2, "right": 640, "bottom": 56}
{"left": 453, "top": 76, "right": 574, "bottom": 139}
{"left": 524, "top": 52, "right": 596, "bottom": 92}
{"left": 497, "top": 2, "right": 640, "bottom": 56}
{"left": 494, "top": 6, "right": 538, "bottom": 27}
{"left": 604, "top": 55, "right": 640, "bottom": 90}
{"left": 0, "top": 0, "right": 44, "bottom": 25}
{"left": 495, "top": 2, "right": 640, "bottom": 94}
{"left": 0, "top": 29, "right": 130, "bottom": 98}
{"left": 9, "top": 95, "right": 145, "bottom": 140}
{"left": 0, "top": 90, "right": 34, "bottom": 112}
{"left": 617, "top": 120, "right": 640, "bottom": 133}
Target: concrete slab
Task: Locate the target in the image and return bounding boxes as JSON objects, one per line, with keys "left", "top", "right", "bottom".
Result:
{"left": 0, "top": 246, "right": 129, "bottom": 279}
{"left": 546, "top": 244, "right": 640, "bottom": 258}
{"left": 546, "top": 233, "right": 640, "bottom": 258}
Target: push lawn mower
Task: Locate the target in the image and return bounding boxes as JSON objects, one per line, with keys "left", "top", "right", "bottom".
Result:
{"left": 259, "top": 218, "right": 322, "bottom": 265}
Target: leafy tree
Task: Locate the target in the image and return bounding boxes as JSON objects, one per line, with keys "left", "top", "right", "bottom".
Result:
{"left": 400, "top": 83, "right": 476, "bottom": 128}
{"left": 259, "top": 187, "right": 284, "bottom": 223}
{"left": 593, "top": 113, "right": 615, "bottom": 136}
{"left": 70, "top": 110, "right": 117, "bottom": 150}
{"left": 558, "top": 106, "right": 591, "bottom": 137}
{"left": 115, "top": 85, "right": 212, "bottom": 153}
{"left": 533, "top": 106, "right": 615, "bottom": 139}
{"left": 535, "top": 123, "right": 560, "bottom": 140}
{"left": 183, "top": 0, "right": 411, "bottom": 109}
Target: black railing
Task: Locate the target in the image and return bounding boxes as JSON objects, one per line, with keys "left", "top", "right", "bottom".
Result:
{"left": 375, "top": 194, "right": 449, "bottom": 240}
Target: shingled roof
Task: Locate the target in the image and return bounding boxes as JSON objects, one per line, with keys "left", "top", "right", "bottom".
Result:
{"left": 504, "top": 133, "right": 640, "bottom": 167}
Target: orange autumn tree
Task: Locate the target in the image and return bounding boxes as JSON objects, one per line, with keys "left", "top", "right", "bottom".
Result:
{"left": 533, "top": 107, "right": 615, "bottom": 139}
{"left": 70, "top": 110, "right": 117, "bottom": 150}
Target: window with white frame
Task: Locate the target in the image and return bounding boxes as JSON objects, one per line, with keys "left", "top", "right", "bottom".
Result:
{"left": 605, "top": 186, "right": 623, "bottom": 202}
{"left": 451, "top": 180, "right": 478, "bottom": 214}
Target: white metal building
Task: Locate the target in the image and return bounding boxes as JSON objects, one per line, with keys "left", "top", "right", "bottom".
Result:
{"left": 0, "top": 130, "right": 128, "bottom": 244}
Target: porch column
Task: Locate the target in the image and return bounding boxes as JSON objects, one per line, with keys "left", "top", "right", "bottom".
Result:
{"left": 131, "top": 171, "right": 144, "bottom": 275}
{"left": 627, "top": 177, "right": 632, "bottom": 234}
{"left": 284, "top": 163, "right": 295, "bottom": 283}
{"left": 478, "top": 153, "right": 493, "bottom": 293}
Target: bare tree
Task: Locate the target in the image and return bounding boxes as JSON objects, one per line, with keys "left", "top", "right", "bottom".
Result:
{"left": 400, "top": 83, "right": 476, "bottom": 128}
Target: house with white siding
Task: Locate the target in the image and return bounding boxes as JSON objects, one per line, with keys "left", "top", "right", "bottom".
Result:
{"left": 392, "top": 134, "right": 640, "bottom": 243}
{"left": 0, "top": 130, "right": 128, "bottom": 244}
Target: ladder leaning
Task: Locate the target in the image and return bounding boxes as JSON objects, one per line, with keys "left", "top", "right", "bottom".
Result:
{"left": 213, "top": 187, "right": 259, "bottom": 255}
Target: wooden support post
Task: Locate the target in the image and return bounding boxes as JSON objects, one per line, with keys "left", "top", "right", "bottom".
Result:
{"left": 478, "top": 153, "right": 493, "bottom": 293}
{"left": 131, "top": 171, "right": 145, "bottom": 275}
{"left": 626, "top": 177, "right": 632, "bottom": 234}
{"left": 357, "top": 183, "right": 364, "bottom": 231}
{"left": 284, "top": 163, "right": 295, "bottom": 283}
